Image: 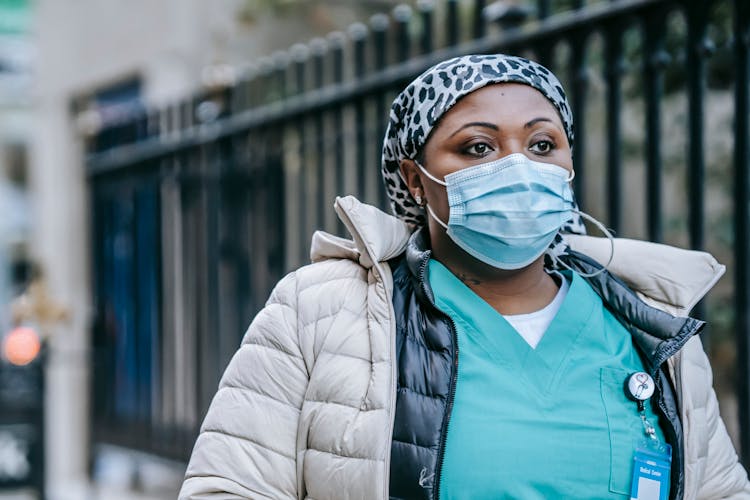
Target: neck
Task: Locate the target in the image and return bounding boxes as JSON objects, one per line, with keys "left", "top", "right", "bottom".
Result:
{"left": 430, "top": 229, "right": 560, "bottom": 315}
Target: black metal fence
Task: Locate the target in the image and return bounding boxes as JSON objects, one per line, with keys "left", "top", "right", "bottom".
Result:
{"left": 85, "top": 0, "right": 750, "bottom": 464}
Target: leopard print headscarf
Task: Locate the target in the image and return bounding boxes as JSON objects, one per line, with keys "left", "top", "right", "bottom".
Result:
{"left": 381, "top": 53, "right": 585, "bottom": 247}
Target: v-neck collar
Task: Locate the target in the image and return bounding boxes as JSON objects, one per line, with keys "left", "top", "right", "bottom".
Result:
{"left": 428, "top": 260, "right": 599, "bottom": 394}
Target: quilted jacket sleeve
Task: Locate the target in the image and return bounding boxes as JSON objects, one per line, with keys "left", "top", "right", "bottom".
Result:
{"left": 685, "top": 339, "right": 750, "bottom": 499}
{"left": 180, "top": 272, "right": 307, "bottom": 499}
{"left": 696, "top": 390, "right": 750, "bottom": 499}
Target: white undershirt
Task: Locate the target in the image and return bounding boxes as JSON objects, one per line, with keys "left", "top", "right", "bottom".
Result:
{"left": 504, "top": 273, "right": 570, "bottom": 349}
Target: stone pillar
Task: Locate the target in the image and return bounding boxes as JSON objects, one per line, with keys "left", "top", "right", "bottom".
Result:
{"left": 28, "top": 93, "right": 91, "bottom": 499}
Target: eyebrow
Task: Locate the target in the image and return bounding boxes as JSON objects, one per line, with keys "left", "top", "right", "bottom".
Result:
{"left": 524, "top": 117, "right": 555, "bottom": 128}
{"left": 448, "top": 121, "right": 499, "bottom": 138}
{"left": 448, "top": 117, "right": 558, "bottom": 138}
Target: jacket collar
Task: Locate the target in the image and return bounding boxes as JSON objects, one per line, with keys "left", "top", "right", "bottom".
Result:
{"left": 563, "top": 234, "right": 725, "bottom": 317}
{"left": 310, "top": 196, "right": 411, "bottom": 268}
{"left": 559, "top": 250, "right": 705, "bottom": 373}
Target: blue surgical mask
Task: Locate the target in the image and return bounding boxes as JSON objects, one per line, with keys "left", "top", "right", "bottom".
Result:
{"left": 416, "top": 153, "right": 576, "bottom": 270}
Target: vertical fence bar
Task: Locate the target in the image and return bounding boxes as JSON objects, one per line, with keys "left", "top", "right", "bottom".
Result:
{"left": 274, "top": 53, "right": 289, "bottom": 104}
{"left": 247, "top": 65, "right": 261, "bottom": 109}
{"left": 349, "top": 24, "right": 368, "bottom": 202}
{"left": 394, "top": 5, "right": 412, "bottom": 62}
{"left": 419, "top": 0, "right": 434, "bottom": 54}
{"left": 221, "top": 131, "right": 248, "bottom": 348}
{"left": 604, "top": 23, "right": 625, "bottom": 234}
{"left": 473, "top": 0, "right": 486, "bottom": 39}
{"left": 292, "top": 45, "right": 309, "bottom": 265}
{"left": 570, "top": 33, "right": 590, "bottom": 208}
{"left": 134, "top": 109, "right": 148, "bottom": 143}
{"left": 370, "top": 13, "right": 387, "bottom": 79}
{"left": 147, "top": 109, "right": 160, "bottom": 140}
{"left": 232, "top": 72, "right": 250, "bottom": 112}
{"left": 447, "top": 0, "right": 459, "bottom": 46}
{"left": 734, "top": 0, "right": 750, "bottom": 467}
{"left": 537, "top": 0, "right": 551, "bottom": 20}
{"left": 257, "top": 57, "right": 275, "bottom": 107}
{"left": 330, "top": 32, "right": 346, "bottom": 234}
{"left": 248, "top": 126, "right": 266, "bottom": 312}
{"left": 197, "top": 116, "right": 221, "bottom": 421}
{"left": 217, "top": 80, "right": 239, "bottom": 352}
{"left": 535, "top": 41, "right": 554, "bottom": 70}
{"left": 686, "top": 1, "right": 710, "bottom": 251}
{"left": 643, "top": 9, "right": 669, "bottom": 242}
{"left": 178, "top": 100, "right": 191, "bottom": 135}
{"left": 311, "top": 38, "right": 327, "bottom": 229}
{"left": 266, "top": 121, "right": 286, "bottom": 293}
{"left": 686, "top": 1, "right": 712, "bottom": 324}
{"left": 371, "top": 14, "right": 389, "bottom": 210}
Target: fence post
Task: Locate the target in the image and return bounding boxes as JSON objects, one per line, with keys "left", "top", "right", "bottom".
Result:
{"left": 394, "top": 5, "right": 412, "bottom": 61}
{"left": 569, "top": 31, "right": 590, "bottom": 208}
{"left": 643, "top": 8, "right": 670, "bottom": 243}
{"left": 348, "top": 23, "right": 369, "bottom": 203}
{"left": 418, "top": 0, "right": 434, "bottom": 55}
{"left": 447, "top": 0, "right": 459, "bottom": 46}
{"left": 290, "top": 44, "right": 308, "bottom": 264}
{"left": 537, "top": 0, "right": 551, "bottom": 20}
{"left": 311, "top": 38, "right": 328, "bottom": 230}
{"left": 473, "top": 0, "right": 486, "bottom": 39}
{"left": 329, "top": 31, "right": 346, "bottom": 234}
{"left": 686, "top": 0, "right": 713, "bottom": 252}
{"left": 604, "top": 22, "right": 625, "bottom": 234}
{"left": 371, "top": 13, "right": 390, "bottom": 209}
{"left": 734, "top": 0, "right": 750, "bottom": 468}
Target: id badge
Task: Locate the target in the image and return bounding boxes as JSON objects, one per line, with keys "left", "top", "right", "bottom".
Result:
{"left": 629, "top": 439, "right": 671, "bottom": 500}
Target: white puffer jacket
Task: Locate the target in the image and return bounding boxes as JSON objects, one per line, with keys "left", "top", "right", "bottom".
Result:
{"left": 180, "top": 196, "right": 750, "bottom": 500}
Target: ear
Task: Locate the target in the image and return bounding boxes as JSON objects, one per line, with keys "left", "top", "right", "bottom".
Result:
{"left": 399, "top": 159, "right": 424, "bottom": 196}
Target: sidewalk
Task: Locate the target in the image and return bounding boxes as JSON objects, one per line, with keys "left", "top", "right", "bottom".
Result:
{"left": 0, "top": 444, "right": 183, "bottom": 500}
{"left": 0, "top": 486, "right": 177, "bottom": 500}
{"left": 0, "top": 492, "right": 35, "bottom": 500}
{"left": 0, "top": 482, "right": 179, "bottom": 500}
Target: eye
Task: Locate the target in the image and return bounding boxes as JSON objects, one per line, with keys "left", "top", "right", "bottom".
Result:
{"left": 464, "top": 142, "right": 493, "bottom": 157}
{"left": 529, "top": 139, "right": 555, "bottom": 155}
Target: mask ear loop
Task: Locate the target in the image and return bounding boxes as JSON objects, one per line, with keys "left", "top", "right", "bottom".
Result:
{"left": 552, "top": 210, "right": 615, "bottom": 278}
{"left": 415, "top": 161, "right": 448, "bottom": 187}
{"left": 425, "top": 203, "right": 449, "bottom": 230}
{"left": 415, "top": 160, "right": 452, "bottom": 230}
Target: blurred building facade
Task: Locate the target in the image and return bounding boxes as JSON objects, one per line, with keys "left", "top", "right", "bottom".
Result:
{"left": 23, "top": 0, "right": 406, "bottom": 499}
{"left": 28, "top": 1, "right": 390, "bottom": 498}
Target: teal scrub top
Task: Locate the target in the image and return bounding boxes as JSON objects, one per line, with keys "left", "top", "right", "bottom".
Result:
{"left": 428, "top": 259, "right": 667, "bottom": 500}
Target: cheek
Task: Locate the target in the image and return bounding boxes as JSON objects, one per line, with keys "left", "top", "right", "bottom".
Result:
{"left": 423, "top": 182, "right": 450, "bottom": 218}
{"left": 554, "top": 151, "right": 574, "bottom": 172}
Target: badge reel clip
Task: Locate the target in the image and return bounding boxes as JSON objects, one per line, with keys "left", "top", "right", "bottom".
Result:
{"left": 625, "top": 372, "right": 671, "bottom": 500}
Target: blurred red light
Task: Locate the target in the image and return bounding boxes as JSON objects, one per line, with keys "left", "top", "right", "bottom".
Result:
{"left": 3, "top": 326, "right": 41, "bottom": 366}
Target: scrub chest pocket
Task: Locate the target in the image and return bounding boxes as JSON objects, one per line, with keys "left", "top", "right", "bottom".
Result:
{"left": 600, "top": 368, "right": 668, "bottom": 496}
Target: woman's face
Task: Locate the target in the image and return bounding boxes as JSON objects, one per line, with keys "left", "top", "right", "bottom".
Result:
{"left": 400, "top": 82, "right": 572, "bottom": 231}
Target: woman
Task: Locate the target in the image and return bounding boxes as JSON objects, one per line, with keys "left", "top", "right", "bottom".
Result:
{"left": 179, "top": 54, "right": 749, "bottom": 499}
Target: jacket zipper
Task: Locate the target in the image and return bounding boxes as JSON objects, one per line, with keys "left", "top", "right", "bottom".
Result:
{"left": 654, "top": 369, "right": 683, "bottom": 500}
{"left": 415, "top": 254, "right": 459, "bottom": 500}
{"left": 381, "top": 264, "right": 398, "bottom": 500}
{"left": 646, "top": 327, "right": 699, "bottom": 500}
{"left": 433, "top": 316, "right": 458, "bottom": 500}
